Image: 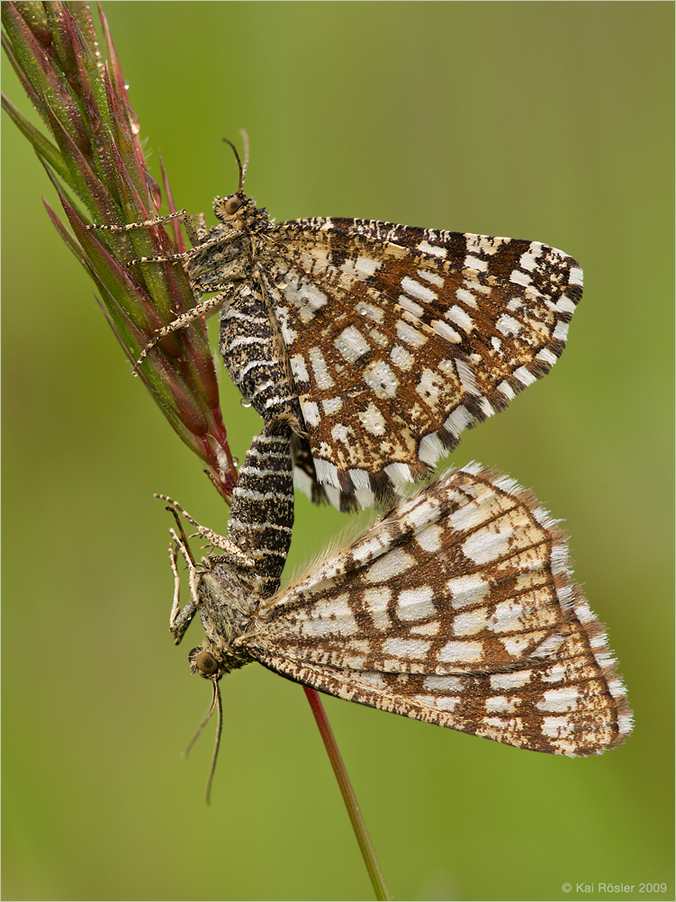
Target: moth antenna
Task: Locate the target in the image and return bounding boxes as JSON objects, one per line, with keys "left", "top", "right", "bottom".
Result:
{"left": 239, "top": 129, "right": 250, "bottom": 185}
{"left": 205, "top": 680, "right": 224, "bottom": 805}
{"left": 183, "top": 678, "right": 223, "bottom": 805}
{"left": 222, "top": 135, "right": 247, "bottom": 194}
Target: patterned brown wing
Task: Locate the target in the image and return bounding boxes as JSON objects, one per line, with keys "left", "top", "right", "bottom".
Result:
{"left": 263, "top": 220, "right": 582, "bottom": 505}
{"left": 107, "top": 191, "right": 582, "bottom": 509}
{"left": 250, "top": 464, "right": 631, "bottom": 756}
{"left": 290, "top": 433, "right": 360, "bottom": 513}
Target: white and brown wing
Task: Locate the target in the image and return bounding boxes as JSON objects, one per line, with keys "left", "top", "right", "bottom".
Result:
{"left": 249, "top": 464, "right": 631, "bottom": 756}
{"left": 263, "top": 221, "right": 582, "bottom": 504}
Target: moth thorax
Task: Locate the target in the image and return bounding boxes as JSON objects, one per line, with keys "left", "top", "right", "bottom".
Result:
{"left": 191, "top": 235, "right": 250, "bottom": 276}
{"left": 207, "top": 557, "right": 260, "bottom": 596}
{"left": 196, "top": 564, "right": 258, "bottom": 646}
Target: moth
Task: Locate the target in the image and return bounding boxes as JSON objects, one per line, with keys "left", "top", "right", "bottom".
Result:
{"left": 164, "top": 421, "right": 631, "bottom": 799}
{"left": 92, "top": 139, "right": 583, "bottom": 509}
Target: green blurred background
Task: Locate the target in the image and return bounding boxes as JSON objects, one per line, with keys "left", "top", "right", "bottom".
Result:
{"left": 3, "top": 3, "right": 673, "bottom": 900}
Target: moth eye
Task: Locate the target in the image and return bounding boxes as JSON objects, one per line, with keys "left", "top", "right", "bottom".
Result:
{"left": 192, "top": 649, "right": 219, "bottom": 676}
{"left": 224, "top": 195, "right": 243, "bottom": 216}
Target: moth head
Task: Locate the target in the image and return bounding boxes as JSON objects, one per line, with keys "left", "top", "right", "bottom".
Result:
{"left": 189, "top": 646, "right": 224, "bottom": 680}
{"left": 213, "top": 132, "right": 250, "bottom": 223}
{"left": 214, "top": 193, "right": 246, "bottom": 221}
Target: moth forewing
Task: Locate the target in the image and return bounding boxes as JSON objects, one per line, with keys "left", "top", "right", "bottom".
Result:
{"left": 247, "top": 464, "right": 632, "bottom": 756}
{"left": 259, "top": 221, "right": 583, "bottom": 504}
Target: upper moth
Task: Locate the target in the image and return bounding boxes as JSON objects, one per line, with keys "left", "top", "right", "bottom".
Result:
{"left": 93, "top": 140, "right": 583, "bottom": 509}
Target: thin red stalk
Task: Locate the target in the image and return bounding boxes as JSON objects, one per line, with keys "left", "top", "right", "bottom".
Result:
{"left": 303, "top": 687, "right": 391, "bottom": 901}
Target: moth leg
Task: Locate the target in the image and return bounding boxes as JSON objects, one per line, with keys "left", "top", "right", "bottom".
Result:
{"left": 133, "top": 292, "right": 229, "bottom": 372}
{"left": 156, "top": 494, "right": 256, "bottom": 568}
{"left": 87, "top": 209, "right": 202, "bottom": 247}
{"left": 168, "top": 529, "right": 200, "bottom": 645}
{"left": 168, "top": 540, "right": 185, "bottom": 628}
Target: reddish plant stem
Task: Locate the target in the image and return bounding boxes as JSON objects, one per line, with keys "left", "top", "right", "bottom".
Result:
{"left": 303, "top": 687, "right": 391, "bottom": 901}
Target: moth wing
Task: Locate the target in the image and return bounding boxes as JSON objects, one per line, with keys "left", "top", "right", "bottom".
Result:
{"left": 250, "top": 464, "right": 631, "bottom": 755}
{"left": 263, "top": 220, "right": 582, "bottom": 502}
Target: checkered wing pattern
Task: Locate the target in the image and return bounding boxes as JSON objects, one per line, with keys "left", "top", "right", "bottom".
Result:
{"left": 250, "top": 464, "right": 631, "bottom": 755}
{"left": 103, "top": 190, "right": 582, "bottom": 508}
{"left": 258, "top": 218, "right": 582, "bottom": 506}
{"left": 93, "top": 186, "right": 582, "bottom": 508}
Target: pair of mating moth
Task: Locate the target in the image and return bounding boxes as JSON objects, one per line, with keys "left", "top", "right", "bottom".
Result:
{"left": 94, "top": 144, "right": 631, "bottom": 794}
